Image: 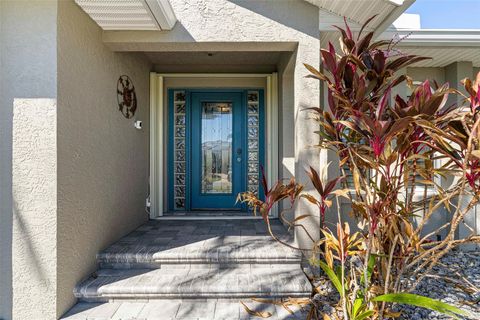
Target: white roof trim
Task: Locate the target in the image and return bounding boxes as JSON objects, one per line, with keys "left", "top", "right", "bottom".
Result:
{"left": 75, "top": 0, "right": 176, "bottom": 31}
{"left": 144, "top": 0, "right": 176, "bottom": 30}
{"left": 386, "top": 0, "right": 404, "bottom": 6}
{"left": 381, "top": 29, "right": 480, "bottom": 47}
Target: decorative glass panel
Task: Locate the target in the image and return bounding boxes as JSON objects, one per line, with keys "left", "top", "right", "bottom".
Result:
{"left": 175, "top": 139, "right": 185, "bottom": 150}
{"left": 200, "top": 102, "right": 233, "bottom": 194}
{"left": 175, "top": 186, "right": 185, "bottom": 198}
{"left": 248, "top": 173, "right": 259, "bottom": 185}
{"left": 248, "top": 127, "right": 258, "bottom": 139}
{"left": 248, "top": 104, "right": 258, "bottom": 114}
{"left": 175, "top": 115, "right": 186, "bottom": 126}
{"left": 175, "top": 103, "right": 186, "bottom": 114}
{"left": 248, "top": 163, "right": 258, "bottom": 173}
{"left": 175, "top": 162, "right": 185, "bottom": 173}
{"left": 173, "top": 90, "right": 186, "bottom": 209}
{"left": 175, "top": 92, "right": 186, "bottom": 101}
{"left": 175, "top": 150, "right": 185, "bottom": 161}
{"left": 175, "top": 126, "right": 186, "bottom": 137}
{"left": 175, "top": 174, "right": 185, "bottom": 185}
{"left": 247, "top": 91, "right": 260, "bottom": 196}
{"left": 248, "top": 115, "right": 258, "bottom": 126}
{"left": 175, "top": 198, "right": 185, "bottom": 209}
{"left": 248, "top": 92, "right": 258, "bottom": 102}
{"left": 248, "top": 139, "right": 258, "bottom": 150}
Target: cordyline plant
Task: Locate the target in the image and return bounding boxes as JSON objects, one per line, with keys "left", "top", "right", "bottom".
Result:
{"left": 238, "top": 17, "right": 480, "bottom": 320}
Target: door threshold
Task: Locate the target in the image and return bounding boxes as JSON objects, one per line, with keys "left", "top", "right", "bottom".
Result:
{"left": 153, "top": 215, "right": 263, "bottom": 220}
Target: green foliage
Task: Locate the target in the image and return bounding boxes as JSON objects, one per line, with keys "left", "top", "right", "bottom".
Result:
{"left": 238, "top": 15, "right": 480, "bottom": 320}
{"left": 373, "top": 293, "right": 470, "bottom": 319}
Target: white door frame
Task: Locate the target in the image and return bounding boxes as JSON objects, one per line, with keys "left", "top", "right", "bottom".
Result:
{"left": 149, "top": 73, "right": 279, "bottom": 218}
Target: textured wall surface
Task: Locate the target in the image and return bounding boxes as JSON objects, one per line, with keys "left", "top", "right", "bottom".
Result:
{"left": 57, "top": 0, "right": 151, "bottom": 316}
{"left": 13, "top": 99, "right": 57, "bottom": 320}
{"left": 0, "top": 3, "right": 12, "bottom": 317}
{"left": 1, "top": 1, "right": 58, "bottom": 319}
{"left": 407, "top": 67, "right": 446, "bottom": 84}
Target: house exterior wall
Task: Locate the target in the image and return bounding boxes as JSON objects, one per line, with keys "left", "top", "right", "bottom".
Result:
{"left": 1, "top": 0, "right": 151, "bottom": 318}
{"left": 56, "top": 0, "right": 151, "bottom": 316}
{"left": 407, "top": 67, "right": 446, "bottom": 84}
{"left": 1, "top": 1, "right": 58, "bottom": 319}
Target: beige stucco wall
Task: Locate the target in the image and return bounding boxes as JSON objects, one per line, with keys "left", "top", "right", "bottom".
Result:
{"left": 56, "top": 0, "right": 151, "bottom": 316}
{"left": 0, "top": 2, "right": 12, "bottom": 317}
{"left": 1, "top": 1, "right": 58, "bottom": 319}
{"left": 407, "top": 67, "right": 446, "bottom": 84}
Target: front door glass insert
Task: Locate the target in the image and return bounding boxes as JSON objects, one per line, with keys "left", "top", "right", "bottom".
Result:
{"left": 201, "top": 102, "right": 233, "bottom": 194}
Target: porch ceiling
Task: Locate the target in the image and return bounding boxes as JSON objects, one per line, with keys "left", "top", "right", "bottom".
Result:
{"left": 147, "top": 51, "right": 290, "bottom": 73}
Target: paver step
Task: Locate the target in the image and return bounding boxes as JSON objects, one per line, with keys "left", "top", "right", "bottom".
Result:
{"left": 74, "top": 265, "right": 311, "bottom": 302}
{"left": 98, "top": 238, "right": 301, "bottom": 268}
{"left": 61, "top": 299, "right": 310, "bottom": 320}
{"left": 97, "top": 220, "right": 301, "bottom": 268}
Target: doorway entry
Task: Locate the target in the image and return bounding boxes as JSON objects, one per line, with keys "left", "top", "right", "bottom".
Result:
{"left": 168, "top": 89, "right": 264, "bottom": 213}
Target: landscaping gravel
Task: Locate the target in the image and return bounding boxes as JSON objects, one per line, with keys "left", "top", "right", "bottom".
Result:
{"left": 308, "top": 250, "right": 480, "bottom": 319}
{"left": 393, "top": 250, "right": 480, "bottom": 320}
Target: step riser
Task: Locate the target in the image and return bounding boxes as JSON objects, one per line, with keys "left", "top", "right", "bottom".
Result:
{"left": 99, "top": 259, "right": 300, "bottom": 269}
{"left": 78, "top": 292, "right": 310, "bottom": 303}
{"left": 74, "top": 266, "right": 312, "bottom": 302}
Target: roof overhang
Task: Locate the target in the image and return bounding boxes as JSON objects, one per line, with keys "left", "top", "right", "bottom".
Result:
{"left": 74, "top": 0, "right": 177, "bottom": 31}
{"left": 378, "top": 29, "right": 480, "bottom": 67}
{"left": 381, "top": 29, "right": 480, "bottom": 47}
{"left": 306, "top": 0, "right": 416, "bottom": 44}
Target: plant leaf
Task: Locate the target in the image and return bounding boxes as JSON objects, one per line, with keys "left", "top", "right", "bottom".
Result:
{"left": 240, "top": 301, "right": 273, "bottom": 318}
{"left": 356, "top": 310, "right": 375, "bottom": 320}
{"left": 373, "top": 293, "right": 470, "bottom": 319}
{"left": 319, "top": 261, "right": 344, "bottom": 297}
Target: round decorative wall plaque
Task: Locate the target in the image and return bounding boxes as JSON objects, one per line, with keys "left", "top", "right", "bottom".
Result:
{"left": 117, "top": 75, "right": 137, "bottom": 119}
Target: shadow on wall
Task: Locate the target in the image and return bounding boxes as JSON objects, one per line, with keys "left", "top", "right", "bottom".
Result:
{"left": 12, "top": 199, "right": 50, "bottom": 293}
{"left": 228, "top": 0, "right": 319, "bottom": 38}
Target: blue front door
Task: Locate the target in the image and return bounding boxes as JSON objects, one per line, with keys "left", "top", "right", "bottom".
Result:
{"left": 191, "top": 92, "right": 244, "bottom": 210}
{"left": 169, "top": 89, "right": 264, "bottom": 212}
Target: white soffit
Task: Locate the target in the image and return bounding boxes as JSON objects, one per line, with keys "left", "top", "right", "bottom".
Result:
{"left": 378, "top": 29, "right": 480, "bottom": 67}
{"left": 310, "top": 0, "right": 415, "bottom": 46}
{"left": 74, "top": 0, "right": 176, "bottom": 31}
{"left": 311, "top": 0, "right": 397, "bottom": 30}
{"left": 394, "top": 47, "right": 480, "bottom": 68}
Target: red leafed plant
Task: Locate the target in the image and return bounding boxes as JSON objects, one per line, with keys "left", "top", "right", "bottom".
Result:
{"left": 238, "top": 16, "right": 480, "bottom": 320}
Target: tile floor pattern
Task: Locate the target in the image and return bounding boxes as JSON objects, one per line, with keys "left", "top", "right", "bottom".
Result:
{"left": 64, "top": 219, "right": 311, "bottom": 319}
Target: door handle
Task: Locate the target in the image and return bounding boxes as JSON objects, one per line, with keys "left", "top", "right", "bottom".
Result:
{"left": 236, "top": 148, "right": 242, "bottom": 162}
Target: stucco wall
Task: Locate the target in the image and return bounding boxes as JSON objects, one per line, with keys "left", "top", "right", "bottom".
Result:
{"left": 1, "top": 1, "right": 58, "bottom": 319}
{"left": 474, "top": 67, "right": 480, "bottom": 79}
{"left": 407, "top": 67, "right": 446, "bottom": 84}
{"left": 56, "top": 0, "right": 151, "bottom": 316}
